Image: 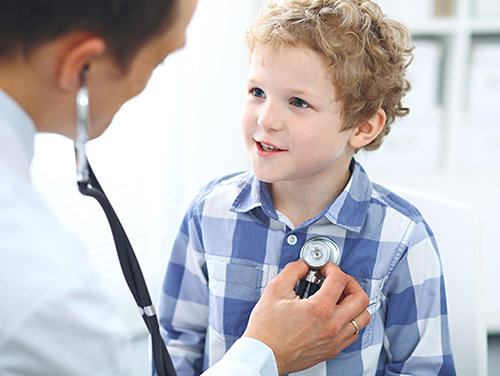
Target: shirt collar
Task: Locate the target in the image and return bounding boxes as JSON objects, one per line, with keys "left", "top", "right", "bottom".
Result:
{"left": 230, "top": 159, "right": 372, "bottom": 233}
{"left": 0, "top": 87, "right": 37, "bottom": 181}
{"left": 324, "top": 159, "right": 373, "bottom": 232}
{"left": 230, "top": 173, "right": 279, "bottom": 221}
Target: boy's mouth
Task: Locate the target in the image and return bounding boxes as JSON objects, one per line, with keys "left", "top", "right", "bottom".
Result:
{"left": 259, "top": 141, "right": 282, "bottom": 152}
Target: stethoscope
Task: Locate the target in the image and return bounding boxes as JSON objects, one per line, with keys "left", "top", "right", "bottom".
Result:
{"left": 74, "top": 68, "right": 177, "bottom": 376}
{"left": 294, "top": 237, "right": 341, "bottom": 299}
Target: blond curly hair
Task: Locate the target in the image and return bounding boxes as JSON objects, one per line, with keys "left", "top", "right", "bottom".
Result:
{"left": 245, "top": 0, "right": 414, "bottom": 151}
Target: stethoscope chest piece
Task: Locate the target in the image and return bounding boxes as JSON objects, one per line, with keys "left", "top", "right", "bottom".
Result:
{"left": 300, "top": 236, "right": 341, "bottom": 268}
{"left": 295, "top": 236, "right": 341, "bottom": 299}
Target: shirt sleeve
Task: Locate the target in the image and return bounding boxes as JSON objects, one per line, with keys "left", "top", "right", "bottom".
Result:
{"left": 0, "top": 182, "right": 131, "bottom": 376}
{"left": 0, "top": 267, "right": 131, "bottom": 376}
{"left": 201, "top": 338, "right": 278, "bottom": 376}
{"left": 380, "top": 221, "right": 456, "bottom": 375}
{"left": 157, "top": 201, "right": 209, "bottom": 376}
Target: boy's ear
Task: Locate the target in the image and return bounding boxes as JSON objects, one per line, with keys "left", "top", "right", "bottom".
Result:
{"left": 57, "top": 35, "right": 107, "bottom": 92}
{"left": 348, "top": 108, "right": 386, "bottom": 149}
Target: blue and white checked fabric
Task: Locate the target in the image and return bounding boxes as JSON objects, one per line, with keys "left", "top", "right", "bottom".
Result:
{"left": 157, "top": 160, "right": 456, "bottom": 376}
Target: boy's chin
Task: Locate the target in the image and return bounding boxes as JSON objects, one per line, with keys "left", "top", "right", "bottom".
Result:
{"left": 251, "top": 168, "right": 276, "bottom": 184}
{"left": 254, "top": 174, "right": 272, "bottom": 184}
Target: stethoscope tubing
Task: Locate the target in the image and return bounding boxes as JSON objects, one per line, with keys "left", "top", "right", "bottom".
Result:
{"left": 78, "top": 162, "right": 177, "bottom": 376}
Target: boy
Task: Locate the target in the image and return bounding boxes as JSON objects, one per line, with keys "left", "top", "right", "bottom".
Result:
{"left": 158, "top": 0, "right": 456, "bottom": 375}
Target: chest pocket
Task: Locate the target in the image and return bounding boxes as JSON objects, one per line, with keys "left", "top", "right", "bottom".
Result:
{"left": 335, "top": 276, "right": 384, "bottom": 355}
{"left": 206, "top": 257, "right": 265, "bottom": 337}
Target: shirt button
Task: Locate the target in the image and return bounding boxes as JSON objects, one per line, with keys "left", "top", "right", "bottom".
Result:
{"left": 287, "top": 234, "right": 298, "bottom": 246}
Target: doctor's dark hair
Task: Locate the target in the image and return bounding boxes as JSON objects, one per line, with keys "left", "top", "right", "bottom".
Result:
{"left": 245, "top": 0, "right": 414, "bottom": 151}
{"left": 0, "top": 0, "right": 177, "bottom": 68}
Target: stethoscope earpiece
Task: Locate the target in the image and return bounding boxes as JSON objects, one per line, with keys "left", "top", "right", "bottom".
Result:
{"left": 75, "top": 71, "right": 90, "bottom": 184}
{"left": 295, "top": 236, "right": 340, "bottom": 299}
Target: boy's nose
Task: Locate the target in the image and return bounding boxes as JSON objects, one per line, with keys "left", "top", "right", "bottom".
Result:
{"left": 257, "top": 101, "right": 285, "bottom": 132}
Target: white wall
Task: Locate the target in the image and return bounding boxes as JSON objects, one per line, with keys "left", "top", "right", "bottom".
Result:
{"left": 172, "top": 0, "right": 259, "bottom": 209}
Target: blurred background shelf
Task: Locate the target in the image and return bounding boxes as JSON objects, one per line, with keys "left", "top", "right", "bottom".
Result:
{"left": 361, "top": 0, "right": 500, "bottom": 374}
{"left": 362, "top": 2, "right": 500, "bottom": 373}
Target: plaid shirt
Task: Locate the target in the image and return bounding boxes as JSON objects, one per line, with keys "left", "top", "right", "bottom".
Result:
{"left": 158, "top": 160, "right": 456, "bottom": 376}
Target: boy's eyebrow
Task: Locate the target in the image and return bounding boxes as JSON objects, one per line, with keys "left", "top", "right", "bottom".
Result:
{"left": 290, "top": 88, "right": 326, "bottom": 102}
{"left": 245, "top": 77, "right": 258, "bottom": 85}
{"left": 292, "top": 88, "right": 318, "bottom": 97}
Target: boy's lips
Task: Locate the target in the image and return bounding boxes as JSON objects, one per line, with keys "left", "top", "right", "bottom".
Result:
{"left": 256, "top": 140, "right": 284, "bottom": 152}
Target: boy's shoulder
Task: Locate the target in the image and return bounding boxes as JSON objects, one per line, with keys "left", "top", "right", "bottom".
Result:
{"left": 198, "top": 170, "right": 254, "bottom": 196}
{"left": 189, "top": 170, "right": 256, "bottom": 212}
{"left": 349, "top": 161, "right": 425, "bottom": 226}
{"left": 370, "top": 182, "right": 425, "bottom": 224}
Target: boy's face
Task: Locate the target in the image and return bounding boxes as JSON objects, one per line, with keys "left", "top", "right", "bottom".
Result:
{"left": 240, "top": 44, "right": 357, "bottom": 187}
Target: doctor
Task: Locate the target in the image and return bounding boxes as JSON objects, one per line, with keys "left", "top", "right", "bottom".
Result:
{"left": 0, "top": 0, "right": 370, "bottom": 375}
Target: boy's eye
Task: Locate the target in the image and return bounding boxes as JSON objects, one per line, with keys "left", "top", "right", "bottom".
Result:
{"left": 291, "top": 97, "right": 310, "bottom": 108}
{"left": 251, "top": 88, "right": 266, "bottom": 98}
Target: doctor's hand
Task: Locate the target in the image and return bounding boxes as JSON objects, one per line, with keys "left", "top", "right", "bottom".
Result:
{"left": 242, "top": 260, "right": 370, "bottom": 376}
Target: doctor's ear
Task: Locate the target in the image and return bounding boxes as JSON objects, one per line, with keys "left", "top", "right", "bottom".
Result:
{"left": 57, "top": 35, "right": 107, "bottom": 92}
{"left": 348, "top": 108, "right": 386, "bottom": 149}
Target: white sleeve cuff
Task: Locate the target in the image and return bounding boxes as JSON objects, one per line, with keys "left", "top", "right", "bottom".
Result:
{"left": 201, "top": 338, "right": 278, "bottom": 376}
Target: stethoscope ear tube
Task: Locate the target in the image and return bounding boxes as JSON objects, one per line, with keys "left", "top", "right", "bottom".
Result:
{"left": 78, "top": 162, "right": 177, "bottom": 376}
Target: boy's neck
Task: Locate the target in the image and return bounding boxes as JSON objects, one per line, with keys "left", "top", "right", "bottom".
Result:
{"left": 268, "top": 168, "right": 351, "bottom": 228}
